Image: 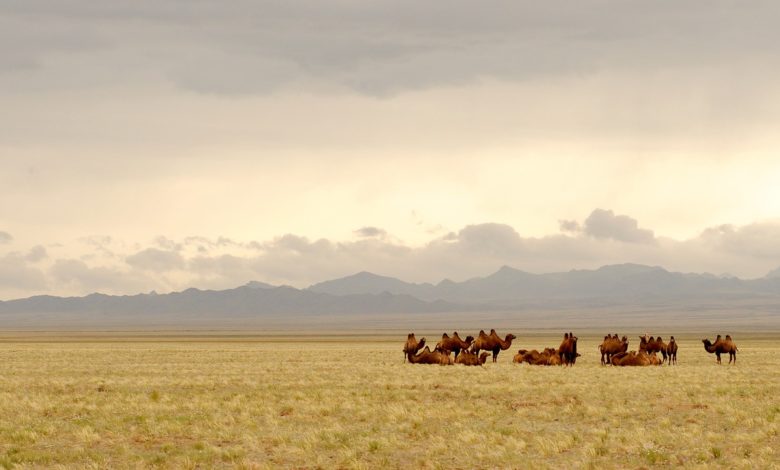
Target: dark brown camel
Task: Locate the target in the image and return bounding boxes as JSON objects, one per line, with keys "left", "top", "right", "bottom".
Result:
{"left": 702, "top": 335, "right": 737, "bottom": 364}
{"left": 558, "top": 332, "right": 578, "bottom": 366}
{"left": 436, "top": 332, "right": 475, "bottom": 359}
{"left": 599, "top": 335, "right": 629, "bottom": 365}
{"left": 403, "top": 333, "right": 426, "bottom": 363}
{"left": 407, "top": 346, "right": 453, "bottom": 365}
{"left": 456, "top": 350, "right": 490, "bottom": 366}
{"left": 665, "top": 336, "right": 678, "bottom": 365}
{"left": 471, "top": 329, "right": 516, "bottom": 363}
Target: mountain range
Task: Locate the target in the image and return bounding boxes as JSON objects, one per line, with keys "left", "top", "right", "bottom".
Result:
{"left": 1, "top": 263, "right": 779, "bottom": 328}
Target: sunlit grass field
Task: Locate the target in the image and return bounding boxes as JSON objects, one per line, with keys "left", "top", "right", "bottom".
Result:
{"left": 0, "top": 332, "right": 778, "bottom": 469}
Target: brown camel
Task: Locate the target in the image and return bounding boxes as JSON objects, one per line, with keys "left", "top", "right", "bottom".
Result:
{"left": 513, "top": 349, "right": 529, "bottom": 363}
{"left": 456, "top": 350, "right": 490, "bottom": 366}
{"left": 436, "top": 332, "right": 475, "bottom": 359}
{"left": 471, "top": 329, "right": 516, "bottom": 363}
{"left": 639, "top": 335, "right": 668, "bottom": 362}
{"left": 558, "top": 332, "right": 578, "bottom": 366}
{"left": 599, "top": 335, "right": 629, "bottom": 365}
{"left": 702, "top": 334, "right": 737, "bottom": 364}
{"left": 611, "top": 350, "right": 660, "bottom": 366}
{"left": 403, "top": 333, "right": 426, "bottom": 363}
{"left": 665, "top": 336, "right": 678, "bottom": 365}
{"left": 514, "top": 347, "right": 562, "bottom": 366}
{"left": 407, "top": 346, "right": 453, "bottom": 365}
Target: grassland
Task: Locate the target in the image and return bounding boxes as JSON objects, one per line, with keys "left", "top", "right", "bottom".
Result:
{"left": 0, "top": 332, "right": 778, "bottom": 469}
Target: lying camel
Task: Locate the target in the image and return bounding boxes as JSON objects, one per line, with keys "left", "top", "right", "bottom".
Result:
{"left": 665, "top": 336, "right": 678, "bottom": 365}
{"left": 403, "top": 333, "right": 426, "bottom": 363}
{"left": 407, "top": 346, "right": 453, "bottom": 365}
{"left": 455, "top": 350, "right": 490, "bottom": 366}
{"left": 514, "top": 347, "right": 562, "bottom": 366}
{"left": 436, "top": 332, "right": 475, "bottom": 359}
{"left": 471, "top": 329, "right": 516, "bottom": 363}
{"left": 599, "top": 334, "right": 629, "bottom": 365}
{"left": 558, "top": 332, "right": 578, "bottom": 366}
{"left": 611, "top": 350, "right": 661, "bottom": 366}
{"left": 702, "top": 335, "right": 737, "bottom": 364}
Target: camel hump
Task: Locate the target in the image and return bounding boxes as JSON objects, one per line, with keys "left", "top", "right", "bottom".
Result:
{"left": 725, "top": 335, "right": 732, "bottom": 340}
{"left": 407, "top": 333, "right": 413, "bottom": 338}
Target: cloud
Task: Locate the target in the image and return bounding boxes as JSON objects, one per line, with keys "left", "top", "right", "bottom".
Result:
{"left": 582, "top": 209, "right": 656, "bottom": 244}
{"left": 354, "top": 226, "right": 387, "bottom": 238}
{"left": 0, "top": 231, "right": 12, "bottom": 243}
{"left": 126, "top": 248, "right": 185, "bottom": 271}
{"left": 559, "top": 220, "right": 581, "bottom": 233}
{"left": 699, "top": 221, "right": 780, "bottom": 258}
{"left": 0, "top": 252, "right": 48, "bottom": 293}
{"left": 25, "top": 245, "right": 48, "bottom": 262}
{"left": 2, "top": 209, "right": 780, "bottom": 299}
{"left": 50, "top": 259, "right": 152, "bottom": 293}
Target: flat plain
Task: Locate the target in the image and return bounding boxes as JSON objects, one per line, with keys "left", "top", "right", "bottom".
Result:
{"left": 0, "top": 331, "right": 778, "bottom": 469}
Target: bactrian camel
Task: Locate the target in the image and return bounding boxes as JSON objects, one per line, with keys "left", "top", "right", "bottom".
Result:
{"left": 702, "top": 335, "right": 737, "bottom": 364}
{"left": 470, "top": 329, "right": 516, "bottom": 363}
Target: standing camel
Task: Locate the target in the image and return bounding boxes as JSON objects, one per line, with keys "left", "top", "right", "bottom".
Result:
{"left": 666, "top": 336, "right": 678, "bottom": 365}
{"left": 599, "top": 334, "right": 628, "bottom": 365}
{"left": 436, "top": 332, "right": 475, "bottom": 359}
{"left": 702, "top": 335, "right": 738, "bottom": 364}
{"left": 471, "top": 329, "right": 516, "bottom": 363}
{"left": 558, "top": 332, "right": 579, "bottom": 366}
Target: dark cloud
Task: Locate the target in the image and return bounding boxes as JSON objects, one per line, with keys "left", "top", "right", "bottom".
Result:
{"left": 1, "top": 1, "right": 779, "bottom": 95}
{"left": 583, "top": 209, "right": 655, "bottom": 244}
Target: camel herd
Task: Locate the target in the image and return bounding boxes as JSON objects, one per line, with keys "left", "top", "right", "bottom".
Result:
{"left": 403, "top": 331, "right": 738, "bottom": 366}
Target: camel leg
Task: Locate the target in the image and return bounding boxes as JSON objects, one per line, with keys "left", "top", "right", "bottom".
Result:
{"left": 716, "top": 352, "right": 721, "bottom": 364}
{"left": 492, "top": 348, "right": 498, "bottom": 363}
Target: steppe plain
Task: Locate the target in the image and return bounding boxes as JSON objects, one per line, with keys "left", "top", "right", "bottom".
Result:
{"left": 0, "top": 331, "right": 778, "bottom": 469}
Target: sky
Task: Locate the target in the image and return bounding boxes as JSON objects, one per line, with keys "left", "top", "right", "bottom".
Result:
{"left": 2, "top": 1, "right": 780, "bottom": 299}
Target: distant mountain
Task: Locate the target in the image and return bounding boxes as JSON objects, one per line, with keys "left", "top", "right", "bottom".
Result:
{"left": 0, "top": 284, "right": 458, "bottom": 317}
{"left": 309, "top": 263, "right": 780, "bottom": 306}
{"left": 1, "top": 263, "right": 779, "bottom": 328}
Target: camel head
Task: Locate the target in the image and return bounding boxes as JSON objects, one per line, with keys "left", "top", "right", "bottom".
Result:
{"left": 465, "top": 335, "right": 474, "bottom": 343}
{"left": 479, "top": 352, "right": 490, "bottom": 364}
{"left": 418, "top": 337, "right": 426, "bottom": 349}
{"left": 702, "top": 339, "right": 712, "bottom": 348}
{"left": 506, "top": 334, "right": 517, "bottom": 342}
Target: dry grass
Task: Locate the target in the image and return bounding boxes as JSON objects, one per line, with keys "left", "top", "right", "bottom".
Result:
{"left": 0, "top": 333, "right": 778, "bottom": 469}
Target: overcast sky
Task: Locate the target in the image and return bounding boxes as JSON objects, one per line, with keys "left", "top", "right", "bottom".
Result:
{"left": 2, "top": 1, "right": 780, "bottom": 299}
